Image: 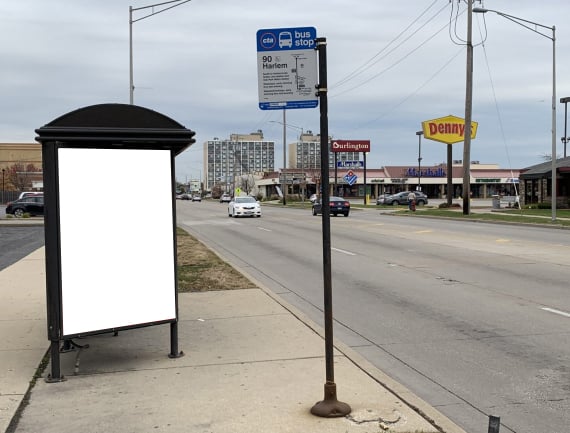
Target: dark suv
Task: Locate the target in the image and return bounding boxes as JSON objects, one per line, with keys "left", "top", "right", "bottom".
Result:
{"left": 6, "top": 196, "right": 45, "bottom": 217}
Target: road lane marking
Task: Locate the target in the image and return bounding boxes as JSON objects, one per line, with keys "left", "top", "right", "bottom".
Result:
{"left": 257, "top": 227, "right": 272, "bottom": 232}
{"left": 541, "top": 307, "right": 570, "bottom": 318}
{"left": 415, "top": 230, "right": 433, "bottom": 234}
{"left": 496, "top": 238, "right": 511, "bottom": 243}
{"left": 332, "top": 247, "right": 356, "bottom": 256}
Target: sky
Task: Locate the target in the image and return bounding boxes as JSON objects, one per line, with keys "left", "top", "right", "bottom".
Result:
{"left": 2, "top": 0, "right": 570, "bottom": 182}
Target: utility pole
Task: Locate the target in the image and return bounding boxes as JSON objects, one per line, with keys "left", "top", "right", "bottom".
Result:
{"left": 462, "top": 0, "right": 474, "bottom": 215}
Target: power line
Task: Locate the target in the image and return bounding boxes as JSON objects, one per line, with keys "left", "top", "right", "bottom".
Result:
{"left": 331, "top": 0, "right": 449, "bottom": 93}
{"left": 331, "top": 0, "right": 443, "bottom": 89}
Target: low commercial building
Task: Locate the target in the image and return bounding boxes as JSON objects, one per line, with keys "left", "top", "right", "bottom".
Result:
{"left": 256, "top": 162, "right": 521, "bottom": 201}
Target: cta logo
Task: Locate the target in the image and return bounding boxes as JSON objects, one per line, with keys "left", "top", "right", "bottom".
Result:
{"left": 259, "top": 32, "right": 277, "bottom": 50}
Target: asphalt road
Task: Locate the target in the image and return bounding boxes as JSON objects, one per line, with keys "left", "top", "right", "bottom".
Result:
{"left": 0, "top": 225, "right": 44, "bottom": 271}
{"left": 177, "top": 200, "right": 570, "bottom": 433}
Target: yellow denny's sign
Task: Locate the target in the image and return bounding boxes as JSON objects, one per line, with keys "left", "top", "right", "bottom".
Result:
{"left": 422, "top": 115, "right": 478, "bottom": 144}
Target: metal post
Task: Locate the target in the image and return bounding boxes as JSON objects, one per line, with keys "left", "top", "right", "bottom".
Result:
{"left": 416, "top": 131, "right": 423, "bottom": 191}
{"left": 1, "top": 168, "right": 4, "bottom": 204}
{"left": 310, "top": 36, "right": 351, "bottom": 418}
{"left": 473, "top": 7, "right": 557, "bottom": 221}
{"left": 462, "top": 0, "right": 474, "bottom": 215}
{"left": 282, "top": 109, "right": 287, "bottom": 205}
{"left": 363, "top": 152, "right": 367, "bottom": 205}
{"left": 327, "top": 150, "right": 338, "bottom": 195}
{"left": 128, "top": 1, "right": 192, "bottom": 105}
{"left": 488, "top": 415, "right": 501, "bottom": 433}
{"left": 129, "top": 6, "right": 134, "bottom": 104}
{"left": 168, "top": 321, "right": 184, "bottom": 358}
{"left": 447, "top": 144, "right": 453, "bottom": 206}
{"left": 561, "top": 97, "right": 570, "bottom": 158}
{"left": 551, "top": 27, "right": 557, "bottom": 222}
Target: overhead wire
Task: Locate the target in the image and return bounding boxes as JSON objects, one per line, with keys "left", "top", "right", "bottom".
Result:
{"left": 330, "top": 17, "right": 453, "bottom": 100}
{"left": 331, "top": 0, "right": 442, "bottom": 89}
{"left": 474, "top": 5, "right": 521, "bottom": 202}
{"left": 350, "top": 46, "right": 464, "bottom": 132}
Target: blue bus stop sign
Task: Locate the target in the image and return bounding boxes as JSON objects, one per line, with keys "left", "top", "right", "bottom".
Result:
{"left": 256, "top": 27, "right": 318, "bottom": 110}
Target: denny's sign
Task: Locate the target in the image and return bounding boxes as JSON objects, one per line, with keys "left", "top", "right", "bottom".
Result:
{"left": 422, "top": 115, "right": 478, "bottom": 144}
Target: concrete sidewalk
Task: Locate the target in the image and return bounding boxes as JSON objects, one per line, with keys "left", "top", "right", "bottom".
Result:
{"left": 1, "top": 247, "right": 468, "bottom": 433}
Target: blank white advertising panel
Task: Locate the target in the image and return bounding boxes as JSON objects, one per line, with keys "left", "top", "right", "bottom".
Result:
{"left": 57, "top": 148, "right": 176, "bottom": 336}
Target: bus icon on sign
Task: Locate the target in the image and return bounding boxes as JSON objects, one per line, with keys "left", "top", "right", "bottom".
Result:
{"left": 279, "top": 31, "right": 292, "bottom": 48}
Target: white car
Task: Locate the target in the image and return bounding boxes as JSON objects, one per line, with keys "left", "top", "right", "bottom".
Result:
{"left": 228, "top": 196, "right": 261, "bottom": 218}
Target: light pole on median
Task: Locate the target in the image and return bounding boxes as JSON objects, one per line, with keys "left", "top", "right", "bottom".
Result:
{"left": 129, "top": 0, "right": 193, "bottom": 105}
{"left": 473, "top": 7, "right": 557, "bottom": 222}
{"left": 561, "top": 96, "right": 570, "bottom": 158}
{"left": 269, "top": 119, "right": 305, "bottom": 204}
{"left": 416, "top": 131, "right": 423, "bottom": 191}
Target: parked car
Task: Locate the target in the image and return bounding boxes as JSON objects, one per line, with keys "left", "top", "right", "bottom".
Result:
{"left": 180, "top": 193, "right": 191, "bottom": 200}
{"left": 377, "top": 191, "right": 428, "bottom": 206}
{"left": 191, "top": 194, "right": 202, "bottom": 202}
{"left": 312, "top": 196, "right": 350, "bottom": 217}
{"left": 18, "top": 191, "right": 43, "bottom": 200}
{"left": 220, "top": 193, "right": 232, "bottom": 203}
{"left": 228, "top": 196, "right": 261, "bottom": 218}
{"left": 5, "top": 196, "right": 44, "bottom": 217}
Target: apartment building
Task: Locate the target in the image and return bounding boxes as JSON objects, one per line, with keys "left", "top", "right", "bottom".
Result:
{"left": 204, "top": 131, "right": 275, "bottom": 192}
{"left": 288, "top": 131, "right": 360, "bottom": 170}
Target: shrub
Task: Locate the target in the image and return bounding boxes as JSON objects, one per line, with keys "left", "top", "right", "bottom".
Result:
{"left": 438, "top": 203, "right": 461, "bottom": 209}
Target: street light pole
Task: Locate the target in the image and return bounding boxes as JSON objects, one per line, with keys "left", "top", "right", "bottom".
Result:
{"left": 561, "top": 96, "right": 570, "bottom": 158}
{"left": 416, "top": 131, "right": 423, "bottom": 191}
{"left": 474, "top": 7, "right": 557, "bottom": 222}
{"left": 1, "top": 168, "right": 5, "bottom": 205}
{"left": 269, "top": 118, "right": 306, "bottom": 205}
{"left": 129, "top": 0, "right": 192, "bottom": 105}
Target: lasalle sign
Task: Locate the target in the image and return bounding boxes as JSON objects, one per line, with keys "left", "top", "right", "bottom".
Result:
{"left": 421, "top": 115, "right": 478, "bottom": 145}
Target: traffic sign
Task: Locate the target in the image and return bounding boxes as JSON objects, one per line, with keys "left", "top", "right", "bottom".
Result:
{"left": 256, "top": 27, "right": 318, "bottom": 110}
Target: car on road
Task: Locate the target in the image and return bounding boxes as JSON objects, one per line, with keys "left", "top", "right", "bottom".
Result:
{"left": 192, "top": 194, "right": 202, "bottom": 202}
{"left": 180, "top": 193, "right": 191, "bottom": 200}
{"left": 377, "top": 191, "right": 428, "bottom": 206}
{"left": 220, "top": 193, "right": 232, "bottom": 203}
{"left": 312, "top": 196, "right": 350, "bottom": 217}
{"left": 18, "top": 191, "right": 43, "bottom": 200}
{"left": 5, "top": 196, "right": 45, "bottom": 217}
{"left": 228, "top": 196, "right": 261, "bottom": 218}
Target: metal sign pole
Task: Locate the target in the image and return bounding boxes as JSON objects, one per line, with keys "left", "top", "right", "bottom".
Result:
{"left": 311, "top": 36, "right": 351, "bottom": 418}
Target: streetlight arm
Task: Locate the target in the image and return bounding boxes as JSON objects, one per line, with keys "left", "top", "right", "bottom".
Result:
{"left": 474, "top": 6, "right": 557, "bottom": 221}
{"left": 131, "top": 0, "right": 193, "bottom": 23}
{"left": 269, "top": 120, "right": 304, "bottom": 134}
{"left": 474, "top": 8, "right": 554, "bottom": 40}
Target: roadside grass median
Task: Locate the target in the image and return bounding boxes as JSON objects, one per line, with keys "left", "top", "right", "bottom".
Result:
{"left": 390, "top": 207, "right": 570, "bottom": 227}
{"left": 176, "top": 227, "right": 256, "bottom": 292}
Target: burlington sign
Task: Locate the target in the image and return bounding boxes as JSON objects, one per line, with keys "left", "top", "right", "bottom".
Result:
{"left": 421, "top": 114, "right": 478, "bottom": 144}
{"left": 331, "top": 139, "right": 370, "bottom": 152}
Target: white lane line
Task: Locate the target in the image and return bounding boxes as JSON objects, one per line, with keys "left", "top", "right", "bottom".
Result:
{"left": 541, "top": 307, "right": 570, "bottom": 318}
{"left": 257, "top": 227, "right": 272, "bottom": 232}
{"left": 332, "top": 247, "right": 356, "bottom": 256}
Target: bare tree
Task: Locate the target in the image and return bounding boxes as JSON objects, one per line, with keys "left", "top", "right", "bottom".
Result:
{"left": 238, "top": 174, "right": 256, "bottom": 195}
{"left": 6, "top": 162, "right": 42, "bottom": 191}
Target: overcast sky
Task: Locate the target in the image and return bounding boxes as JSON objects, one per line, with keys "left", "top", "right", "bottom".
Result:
{"left": 2, "top": 0, "right": 570, "bottom": 181}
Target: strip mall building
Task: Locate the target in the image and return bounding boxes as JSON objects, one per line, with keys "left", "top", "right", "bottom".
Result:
{"left": 258, "top": 162, "right": 520, "bottom": 200}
